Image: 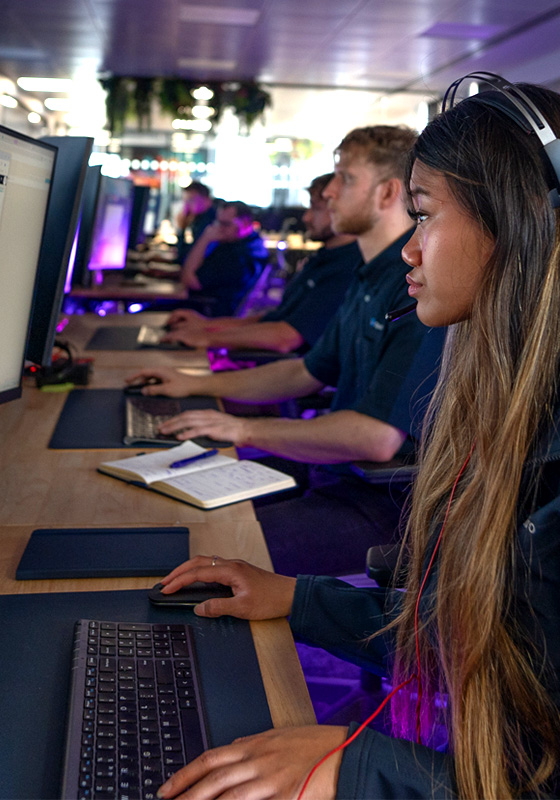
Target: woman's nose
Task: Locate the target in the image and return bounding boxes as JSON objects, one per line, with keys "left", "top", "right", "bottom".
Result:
{"left": 401, "top": 228, "right": 421, "bottom": 267}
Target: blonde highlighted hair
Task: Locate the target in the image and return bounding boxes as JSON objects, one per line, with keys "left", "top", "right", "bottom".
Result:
{"left": 390, "top": 85, "right": 560, "bottom": 798}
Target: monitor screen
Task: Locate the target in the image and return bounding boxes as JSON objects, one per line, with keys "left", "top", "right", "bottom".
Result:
{"left": 0, "top": 126, "right": 56, "bottom": 404}
{"left": 26, "top": 136, "right": 93, "bottom": 367}
{"left": 67, "top": 165, "right": 102, "bottom": 290}
{"left": 87, "top": 176, "right": 134, "bottom": 271}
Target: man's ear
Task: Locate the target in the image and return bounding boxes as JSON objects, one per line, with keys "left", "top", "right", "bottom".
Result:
{"left": 377, "top": 177, "right": 403, "bottom": 210}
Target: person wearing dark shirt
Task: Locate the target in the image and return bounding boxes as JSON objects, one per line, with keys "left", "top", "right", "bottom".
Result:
{"left": 127, "top": 126, "right": 444, "bottom": 575}
{"left": 181, "top": 201, "right": 269, "bottom": 317}
{"left": 162, "top": 173, "right": 359, "bottom": 352}
{"left": 175, "top": 181, "right": 216, "bottom": 264}
{"left": 153, "top": 77, "right": 560, "bottom": 800}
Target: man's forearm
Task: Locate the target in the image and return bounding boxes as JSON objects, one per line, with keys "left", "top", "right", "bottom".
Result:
{"left": 237, "top": 410, "right": 406, "bottom": 463}
{"left": 203, "top": 321, "right": 305, "bottom": 353}
{"left": 181, "top": 232, "right": 211, "bottom": 288}
{"left": 203, "top": 314, "right": 264, "bottom": 332}
{"left": 182, "top": 358, "right": 324, "bottom": 403}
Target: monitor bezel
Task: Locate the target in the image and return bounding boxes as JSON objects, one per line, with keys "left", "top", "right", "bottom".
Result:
{"left": 25, "top": 136, "right": 93, "bottom": 367}
{"left": 0, "top": 125, "right": 57, "bottom": 405}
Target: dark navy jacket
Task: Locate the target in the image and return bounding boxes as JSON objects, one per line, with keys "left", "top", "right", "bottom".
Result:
{"left": 290, "top": 418, "right": 560, "bottom": 798}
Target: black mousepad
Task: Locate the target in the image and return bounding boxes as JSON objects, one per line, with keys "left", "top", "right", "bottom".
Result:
{"left": 0, "top": 589, "right": 272, "bottom": 799}
{"left": 85, "top": 326, "right": 193, "bottom": 351}
{"left": 48, "top": 389, "right": 232, "bottom": 449}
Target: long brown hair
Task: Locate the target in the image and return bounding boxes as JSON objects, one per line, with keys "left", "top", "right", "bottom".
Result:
{"left": 392, "top": 86, "right": 560, "bottom": 798}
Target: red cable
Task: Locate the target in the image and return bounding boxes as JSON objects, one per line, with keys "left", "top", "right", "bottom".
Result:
{"left": 297, "top": 441, "right": 476, "bottom": 799}
{"left": 296, "top": 675, "right": 416, "bottom": 800}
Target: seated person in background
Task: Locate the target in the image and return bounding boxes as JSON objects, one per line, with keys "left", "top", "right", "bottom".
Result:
{"left": 162, "top": 173, "right": 360, "bottom": 352}
{"left": 181, "top": 201, "right": 269, "bottom": 317}
{"left": 175, "top": 180, "right": 216, "bottom": 264}
{"left": 128, "top": 125, "right": 445, "bottom": 577}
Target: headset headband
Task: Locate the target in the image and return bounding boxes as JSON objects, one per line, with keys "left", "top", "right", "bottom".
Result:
{"left": 443, "top": 71, "right": 560, "bottom": 208}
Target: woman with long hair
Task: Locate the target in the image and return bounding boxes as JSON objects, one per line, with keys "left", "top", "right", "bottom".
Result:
{"left": 155, "top": 77, "right": 560, "bottom": 800}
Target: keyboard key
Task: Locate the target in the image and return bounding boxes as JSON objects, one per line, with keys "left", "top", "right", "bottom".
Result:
{"left": 180, "top": 708, "right": 205, "bottom": 760}
{"left": 155, "top": 660, "right": 173, "bottom": 685}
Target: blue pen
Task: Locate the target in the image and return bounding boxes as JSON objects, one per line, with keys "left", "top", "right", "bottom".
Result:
{"left": 169, "top": 448, "right": 219, "bottom": 468}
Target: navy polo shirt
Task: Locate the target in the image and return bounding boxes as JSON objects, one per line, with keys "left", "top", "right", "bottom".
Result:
{"left": 304, "top": 229, "right": 439, "bottom": 435}
{"left": 191, "top": 231, "right": 269, "bottom": 316}
{"left": 261, "top": 241, "right": 361, "bottom": 347}
{"left": 386, "top": 325, "right": 447, "bottom": 441}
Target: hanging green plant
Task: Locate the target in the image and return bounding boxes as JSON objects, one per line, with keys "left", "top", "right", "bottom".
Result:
{"left": 100, "top": 76, "right": 272, "bottom": 135}
{"left": 99, "top": 75, "right": 131, "bottom": 136}
{"left": 133, "top": 77, "right": 156, "bottom": 130}
{"left": 228, "top": 81, "right": 272, "bottom": 133}
{"left": 158, "top": 78, "right": 196, "bottom": 119}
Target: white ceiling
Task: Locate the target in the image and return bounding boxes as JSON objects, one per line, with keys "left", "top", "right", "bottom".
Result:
{"left": 2, "top": 0, "right": 560, "bottom": 93}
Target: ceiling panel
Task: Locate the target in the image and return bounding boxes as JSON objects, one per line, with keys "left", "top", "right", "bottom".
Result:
{"left": 0, "top": 0, "right": 560, "bottom": 99}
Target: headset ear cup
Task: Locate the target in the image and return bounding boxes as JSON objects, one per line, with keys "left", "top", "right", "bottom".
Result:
{"left": 544, "top": 139, "right": 560, "bottom": 196}
{"left": 444, "top": 72, "right": 560, "bottom": 209}
{"left": 548, "top": 189, "right": 560, "bottom": 209}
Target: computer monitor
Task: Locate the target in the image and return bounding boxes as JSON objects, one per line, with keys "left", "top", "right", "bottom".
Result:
{"left": 25, "top": 136, "right": 93, "bottom": 367}
{"left": 127, "top": 184, "right": 151, "bottom": 250}
{"left": 87, "top": 176, "right": 134, "bottom": 271}
{"left": 0, "top": 126, "right": 56, "bottom": 404}
{"left": 67, "top": 165, "right": 102, "bottom": 290}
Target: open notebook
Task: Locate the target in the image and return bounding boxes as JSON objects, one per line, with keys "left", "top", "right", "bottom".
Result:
{"left": 99, "top": 441, "right": 296, "bottom": 509}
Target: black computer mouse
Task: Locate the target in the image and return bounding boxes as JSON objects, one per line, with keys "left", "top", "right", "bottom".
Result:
{"left": 123, "top": 378, "right": 163, "bottom": 395}
{"left": 148, "top": 581, "right": 233, "bottom": 606}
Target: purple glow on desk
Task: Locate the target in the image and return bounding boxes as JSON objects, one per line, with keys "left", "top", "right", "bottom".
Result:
{"left": 277, "top": 241, "right": 287, "bottom": 250}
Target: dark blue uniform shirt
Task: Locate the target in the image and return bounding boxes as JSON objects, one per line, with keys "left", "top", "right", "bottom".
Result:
{"left": 191, "top": 231, "right": 269, "bottom": 317}
{"left": 304, "top": 229, "right": 438, "bottom": 437}
{"left": 261, "top": 241, "right": 361, "bottom": 347}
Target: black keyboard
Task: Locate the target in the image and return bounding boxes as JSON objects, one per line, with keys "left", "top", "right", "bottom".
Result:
{"left": 61, "top": 620, "right": 208, "bottom": 800}
{"left": 124, "top": 395, "right": 185, "bottom": 445}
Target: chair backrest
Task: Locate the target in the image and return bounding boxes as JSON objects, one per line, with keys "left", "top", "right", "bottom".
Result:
{"left": 350, "top": 455, "right": 418, "bottom": 486}
{"left": 234, "top": 263, "right": 274, "bottom": 317}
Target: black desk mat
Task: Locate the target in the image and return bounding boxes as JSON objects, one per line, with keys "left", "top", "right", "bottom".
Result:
{"left": 48, "top": 389, "right": 231, "bottom": 449}
{"left": 0, "top": 589, "right": 272, "bottom": 799}
{"left": 85, "top": 326, "right": 192, "bottom": 351}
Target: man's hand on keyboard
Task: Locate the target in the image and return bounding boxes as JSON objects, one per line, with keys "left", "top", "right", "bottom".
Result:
{"left": 157, "top": 724, "right": 346, "bottom": 800}
{"left": 166, "top": 308, "right": 210, "bottom": 329}
{"left": 159, "top": 555, "right": 297, "bottom": 620}
{"left": 161, "top": 327, "right": 210, "bottom": 348}
{"left": 158, "top": 408, "right": 248, "bottom": 444}
{"left": 125, "top": 367, "right": 201, "bottom": 398}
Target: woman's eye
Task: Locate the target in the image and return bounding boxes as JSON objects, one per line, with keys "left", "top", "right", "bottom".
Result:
{"left": 407, "top": 208, "right": 428, "bottom": 225}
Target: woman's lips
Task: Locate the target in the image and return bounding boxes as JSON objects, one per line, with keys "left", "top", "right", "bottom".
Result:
{"left": 406, "top": 273, "right": 422, "bottom": 297}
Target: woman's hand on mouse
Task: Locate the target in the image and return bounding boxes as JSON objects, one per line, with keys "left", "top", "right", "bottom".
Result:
{"left": 159, "top": 556, "right": 297, "bottom": 620}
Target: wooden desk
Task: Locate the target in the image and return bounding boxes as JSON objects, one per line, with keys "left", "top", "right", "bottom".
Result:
{"left": 68, "top": 272, "right": 185, "bottom": 301}
{"left": 1, "top": 312, "right": 257, "bottom": 524}
{"left": 1, "top": 311, "right": 315, "bottom": 731}
{"left": 0, "top": 381, "right": 260, "bottom": 525}
{"left": 0, "top": 524, "right": 315, "bottom": 729}
{"left": 59, "top": 311, "right": 211, "bottom": 372}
